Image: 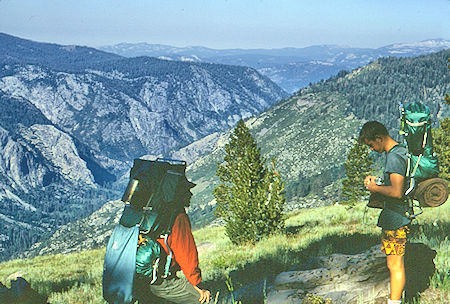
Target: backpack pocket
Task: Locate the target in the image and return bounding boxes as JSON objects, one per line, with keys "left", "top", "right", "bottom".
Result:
{"left": 135, "top": 238, "right": 167, "bottom": 284}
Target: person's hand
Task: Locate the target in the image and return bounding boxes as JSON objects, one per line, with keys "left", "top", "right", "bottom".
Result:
{"left": 364, "top": 176, "right": 376, "bottom": 189}
{"left": 366, "top": 180, "right": 378, "bottom": 192}
{"left": 364, "top": 176, "right": 380, "bottom": 193}
{"left": 194, "top": 285, "right": 211, "bottom": 303}
{"left": 199, "top": 289, "right": 210, "bottom": 303}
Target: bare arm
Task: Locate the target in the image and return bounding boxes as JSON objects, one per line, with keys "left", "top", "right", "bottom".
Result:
{"left": 366, "top": 173, "right": 404, "bottom": 199}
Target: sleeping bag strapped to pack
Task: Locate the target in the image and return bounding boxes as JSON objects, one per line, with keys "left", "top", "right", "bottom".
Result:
{"left": 399, "top": 102, "right": 439, "bottom": 181}
{"left": 103, "top": 158, "right": 196, "bottom": 304}
{"left": 103, "top": 224, "right": 139, "bottom": 304}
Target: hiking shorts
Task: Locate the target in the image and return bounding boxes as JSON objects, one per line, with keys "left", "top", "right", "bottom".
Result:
{"left": 381, "top": 226, "right": 409, "bottom": 256}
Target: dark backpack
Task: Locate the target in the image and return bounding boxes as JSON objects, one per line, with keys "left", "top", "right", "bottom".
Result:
{"left": 103, "top": 158, "right": 195, "bottom": 304}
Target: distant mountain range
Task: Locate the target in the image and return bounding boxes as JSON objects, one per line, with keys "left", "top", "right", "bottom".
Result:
{"left": 99, "top": 39, "right": 450, "bottom": 93}
{"left": 0, "top": 33, "right": 287, "bottom": 260}
{"left": 0, "top": 33, "right": 121, "bottom": 71}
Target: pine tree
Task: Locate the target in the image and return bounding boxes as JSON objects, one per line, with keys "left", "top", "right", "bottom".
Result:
{"left": 433, "top": 118, "right": 449, "bottom": 180}
{"left": 214, "top": 120, "right": 285, "bottom": 244}
{"left": 341, "top": 140, "right": 374, "bottom": 206}
{"left": 433, "top": 57, "right": 449, "bottom": 179}
{"left": 446, "top": 59, "right": 450, "bottom": 106}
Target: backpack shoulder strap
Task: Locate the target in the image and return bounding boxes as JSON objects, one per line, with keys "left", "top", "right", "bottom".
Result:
{"left": 162, "top": 234, "right": 172, "bottom": 277}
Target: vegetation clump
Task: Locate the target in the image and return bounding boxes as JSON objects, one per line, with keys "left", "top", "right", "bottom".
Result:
{"left": 341, "top": 140, "right": 374, "bottom": 206}
{"left": 303, "top": 293, "right": 333, "bottom": 304}
{"left": 214, "top": 120, "right": 285, "bottom": 244}
{"left": 432, "top": 117, "right": 449, "bottom": 180}
{"left": 432, "top": 87, "right": 449, "bottom": 180}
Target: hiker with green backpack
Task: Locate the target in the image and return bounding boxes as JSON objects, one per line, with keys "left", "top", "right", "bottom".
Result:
{"left": 358, "top": 102, "right": 446, "bottom": 304}
{"left": 359, "top": 121, "right": 412, "bottom": 304}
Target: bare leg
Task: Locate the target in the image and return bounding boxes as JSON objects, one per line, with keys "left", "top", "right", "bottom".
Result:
{"left": 386, "top": 255, "right": 405, "bottom": 301}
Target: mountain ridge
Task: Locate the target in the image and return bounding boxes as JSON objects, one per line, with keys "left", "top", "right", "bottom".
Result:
{"left": 99, "top": 39, "right": 450, "bottom": 58}
{"left": 99, "top": 39, "right": 450, "bottom": 93}
{"left": 185, "top": 49, "right": 450, "bottom": 225}
{"left": 0, "top": 32, "right": 122, "bottom": 71}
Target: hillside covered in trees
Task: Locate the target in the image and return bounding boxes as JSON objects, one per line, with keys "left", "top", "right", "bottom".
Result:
{"left": 308, "top": 50, "right": 449, "bottom": 129}
{"left": 186, "top": 49, "right": 450, "bottom": 226}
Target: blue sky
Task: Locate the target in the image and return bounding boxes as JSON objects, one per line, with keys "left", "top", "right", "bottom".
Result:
{"left": 0, "top": 0, "right": 449, "bottom": 49}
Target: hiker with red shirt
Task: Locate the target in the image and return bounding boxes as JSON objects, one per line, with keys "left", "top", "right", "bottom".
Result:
{"left": 134, "top": 181, "right": 210, "bottom": 304}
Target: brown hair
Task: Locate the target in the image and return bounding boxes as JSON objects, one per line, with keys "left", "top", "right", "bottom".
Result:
{"left": 358, "top": 121, "right": 389, "bottom": 143}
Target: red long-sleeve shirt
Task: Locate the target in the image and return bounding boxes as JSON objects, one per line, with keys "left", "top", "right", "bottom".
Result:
{"left": 156, "top": 211, "right": 202, "bottom": 286}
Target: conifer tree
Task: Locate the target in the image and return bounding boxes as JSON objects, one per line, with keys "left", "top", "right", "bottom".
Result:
{"left": 341, "top": 140, "right": 374, "bottom": 206}
{"left": 214, "top": 120, "right": 285, "bottom": 244}
{"left": 433, "top": 60, "right": 449, "bottom": 179}
{"left": 446, "top": 59, "right": 450, "bottom": 105}
{"left": 432, "top": 118, "right": 449, "bottom": 179}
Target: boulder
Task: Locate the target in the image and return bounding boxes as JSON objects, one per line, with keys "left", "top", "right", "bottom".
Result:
{"left": 0, "top": 277, "right": 48, "bottom": 304}
{"left": 267, "top": 243, "right": 436, "bottom": 304}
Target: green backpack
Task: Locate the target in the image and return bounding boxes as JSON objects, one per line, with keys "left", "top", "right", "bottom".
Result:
{"left": 398, "top": 102, "right": 442, "bottom": 219}
{"left": 399, "top": 102, "right": 440, "bottom": 184}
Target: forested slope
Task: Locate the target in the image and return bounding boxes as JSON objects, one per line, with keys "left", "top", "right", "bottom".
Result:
{"left": 186, "top": 49, "right": 450, "bottom": 226}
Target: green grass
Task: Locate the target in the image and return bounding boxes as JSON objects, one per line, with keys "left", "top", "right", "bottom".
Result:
{"left": 0, "top": 200, "right": 448, "bottom": 303}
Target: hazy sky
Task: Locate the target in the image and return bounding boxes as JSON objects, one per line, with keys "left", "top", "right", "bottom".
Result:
{"left": 1, "top": 0, "right": 449, "bottom": 49}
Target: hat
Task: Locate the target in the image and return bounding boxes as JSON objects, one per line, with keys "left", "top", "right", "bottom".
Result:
{"left": 183, "top": 176, "right": 196, "bottom": 189}
{"left": 167, "top": 169, "right": 196, "bottom": 189}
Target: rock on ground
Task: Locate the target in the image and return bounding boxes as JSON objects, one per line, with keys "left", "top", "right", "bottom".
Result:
{"left": 267, "top": 243, "right": 436, "bottom": 304}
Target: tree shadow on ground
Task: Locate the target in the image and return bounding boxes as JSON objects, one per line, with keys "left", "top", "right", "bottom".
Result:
{"left": 0, "top": 277, "right": 48, "bottom": 304}
{"left": 284, "top": 221, "right": 320, "bottom": 235}
{"left": 403, "top": 220, "right": 449, "bottom": 303}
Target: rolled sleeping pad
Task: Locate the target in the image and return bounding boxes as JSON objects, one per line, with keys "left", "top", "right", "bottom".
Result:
{"left": 414, "top": 178, "right": 449, "bottom": 207}
{"left": 367, "top": 178, "right": 449, "bottom": 208}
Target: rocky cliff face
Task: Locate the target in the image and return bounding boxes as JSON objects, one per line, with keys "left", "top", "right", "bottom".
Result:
{"left": 19, "top": 124, "right": 95, "bottom": 186}
{"left": 0, "top": 34, "right": 287, "bottom": 260}
{"left": 0, "top": 126, "right": 52, "bottom": 193}
{"left": 0, "top": 61, "right": 287, "bottom": 173}
{"left": 0, "top": 120, "right": 113, "bottom": 260}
